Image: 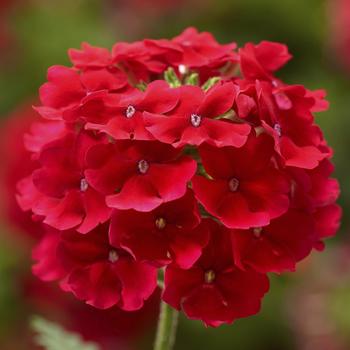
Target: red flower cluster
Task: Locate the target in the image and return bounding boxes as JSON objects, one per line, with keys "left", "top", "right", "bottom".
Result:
{"left": 17, "top": 28, "right": 341, "bottom": 327}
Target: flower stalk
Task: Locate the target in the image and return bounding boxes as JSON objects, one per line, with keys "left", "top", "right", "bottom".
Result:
{"left": 153, "top": 300, "right": 179, "bottom": 350}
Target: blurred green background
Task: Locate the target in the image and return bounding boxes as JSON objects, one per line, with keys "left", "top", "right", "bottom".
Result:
{"left": 0, "top": 0, "right": 349, "bottom": 349}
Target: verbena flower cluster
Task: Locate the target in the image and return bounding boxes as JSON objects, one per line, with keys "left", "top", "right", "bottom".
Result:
{"left": 17, "top": 27, "right": 341, "bottom": 327}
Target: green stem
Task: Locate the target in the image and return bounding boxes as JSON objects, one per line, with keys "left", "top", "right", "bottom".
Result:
{"left": 153, "top": 300, "right": 179, "bottom": 350}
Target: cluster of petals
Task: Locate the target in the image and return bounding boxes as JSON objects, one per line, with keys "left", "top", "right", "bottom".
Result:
{"left": 16, "top": 27, "right": 341, "bottom": 327}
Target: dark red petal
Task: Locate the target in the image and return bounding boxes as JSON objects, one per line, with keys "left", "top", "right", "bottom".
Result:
{"left": 32, "top": 230, "right": 65, "bottom": 281}
{"left": 217, "top": 269, "right": 269, "bottom": 317}
{"left": 77, "top": 188, "right": 112, "bottom": 234}
{"left": 182, "top": 285, "right": 234, "bottom": 327}
{"left": 314, "top": 204, "right": 342, "bottom": 240}
{"left": 163, "top": 265, "right": 203, "bottom": 309}
{"left": 169, "top": 223, "right": 210, "bottom": 269}
{"left": 42, "top": 190, "right": 85, "bottom": 231}
{"left": 114, "top": 259, "right": 157, "bottom": 311}
{"left": 147, "top": 157, "right": 197, "bottom": 203}
{"left": 68, "top": 262, "right": 121, "bottom": 309}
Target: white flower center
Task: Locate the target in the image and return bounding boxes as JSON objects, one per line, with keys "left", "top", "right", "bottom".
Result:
{"left": 80, "top": 178, "right": 88, "bottom": 192}
{"left": 125, "top": 105, "right": 136, "bottom": 118}
{"left": 274, "top": 123, "right": 282, "bottom": 137}
{"left": 138, "top": 159, "right": 149, "bottom": 174}
{"left": 229, "top": 178, "right": 239, "bottom": 192}
{"left": 190, "top": 113, "right": 202, "bottom": 127}
{"left": 108, "top": 250, "right": 119, "bottom": 263}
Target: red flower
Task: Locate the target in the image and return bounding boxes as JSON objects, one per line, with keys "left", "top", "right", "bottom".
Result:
{"left": 162, "top": 220, "right": 269, "bottom": 327}
{"left": 230, "top": 209, "right": 317, "bottom": 273}
{"left": 192, "top": 133, "right": 290, "bottom": 229}
{"left": 239, "top": 41, "right": 292, "bottom": 81}
{"left": 24, "top": 119, "right": 68, "bottom": 156}
{"left": 145, "top": 27, "right": 238, "bottom": 75}
{"left": 35, "top": 65, "right": 127, "bottom": 122}
{"left": 68, "top": 42, "right": 113, "bottom": 69}
{"left": 144, "top": 82, "right": 251, "bottom": 148}
{"left": 112, "top": 40, "right": 166, "bottom": 82}
{"left": 289, "top": 159, "right": 340, "bottom": 210}
{"left": 287, "top": 159, "right": 341, "bottom": 250}
{"left": 33, "top": 225, "right": 157, "bottom": 310}
{"left": 32, "top": 227, "right": 66, "bottom": 281}
{"left": 172, "top": 27, "right": 237, "bottom": 68}
{"left": 109, "top": 190, "right": 209, "bottom": 268}
{"left": 256, "top": 81, "right": 329, "bottom": 169}
{"left": 13, "top": 28, "right": 340, "bottom": 328}
{"left": 0, "top": 104, "right": 49, "bottom": 239}
{"left": 85, "top": 140, "right": 196, "bottom": 212}
{"left": 17, "top": 132, "right": 111, "bottom": 233}
{"left": 313, "top": 204, "right": 342, "bottom": 250}
{"left": 86, "top": 80, "right": 179, "bottom": 141}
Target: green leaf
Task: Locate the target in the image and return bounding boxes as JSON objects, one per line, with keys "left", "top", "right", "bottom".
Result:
{"left": 31, "top": 316, "right": 101, "bottom": 350}
{"left": 164, "top": 67, "right": 181, "bottom": 88}
{"left": 201, "top": 77, "right": 221, "bottom": 91}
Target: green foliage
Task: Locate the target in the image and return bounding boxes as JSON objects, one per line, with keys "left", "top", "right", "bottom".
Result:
{"left": 31, "top": 316, "right": 100, "bottom": 350}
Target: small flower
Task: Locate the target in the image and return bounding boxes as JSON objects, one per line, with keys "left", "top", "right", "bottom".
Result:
{"left": 192, "top": 133, "right": 290, "bottom": 229}
{"left": 162, "top": 220, "right": 269, "bottom": 327}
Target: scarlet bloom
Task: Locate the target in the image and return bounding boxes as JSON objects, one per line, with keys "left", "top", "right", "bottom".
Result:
{"left": 239, "top": 41, "right": 292, "bottom": 81}
{"left": 172, "top": 27, "right": 238, "bottom": 69}
{"left": 36, "top": 65, "right": 127, "bottom": 122}
{"left": 69, "top": 42, "right": 113, "bottom": 70}
{"left": 144, "top": 82, "right": 251, "bottom": 148}
{"left": 192, "top": 133, "right": 290, "bottom": 229}
{"left": 17, "top": 132, "right": 111, "bottom": 233}
{"left": 0, "top": 104, "right": 47, "bottom": 239}
{"left": 230, "top": 209, "right": 317, "bottom": 273}
{"left": 145, "top": 27, "right": 238, "bottom": 74}
{"left": 86, "top": 80, "right": 179, "bottom": 141}
{"left": 109, "top": 190, "right": 209, "bottom": 268}
{"left": 33, "top": 225, "right": 157, "bottom": 310}
{"left": 256, "top": 82, "right": 329, "bottom": 169}
{"left": 112, "top": 40, "right": 166, "bottom": 82}
{"left": 287, "top": 159, "right": 341, "bottom": 250}
{"left": 162, "top": 220, "right": 269, "bottom": 327}
{"left": 85, "top": 140, "right": 196, "bottom": 211}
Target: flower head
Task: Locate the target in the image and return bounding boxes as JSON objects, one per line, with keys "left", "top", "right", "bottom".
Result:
{"left": 15, "top": 28, "right": 340, "bottom": 327}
